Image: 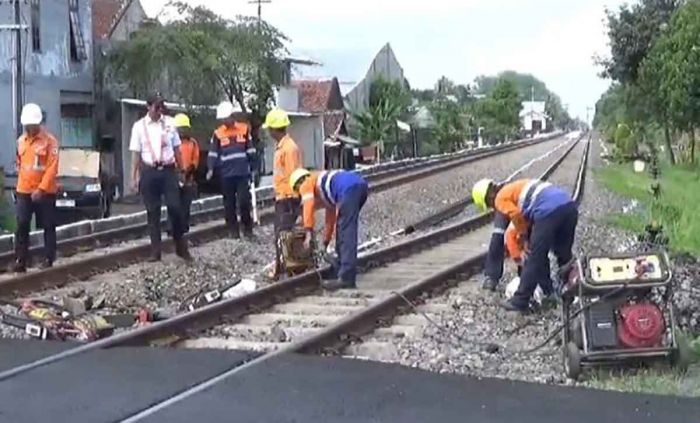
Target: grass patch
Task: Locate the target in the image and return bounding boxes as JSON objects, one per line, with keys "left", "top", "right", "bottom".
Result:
{"left": 596, "top": 163, "right": 700, "bottom": 255}
{"left": 587, "top": 366, "right": 700, "bottom": 397}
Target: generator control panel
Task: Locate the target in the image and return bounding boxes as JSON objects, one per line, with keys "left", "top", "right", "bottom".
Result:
{"left": 587, "top": 254, "right": 666, "bottom": 285}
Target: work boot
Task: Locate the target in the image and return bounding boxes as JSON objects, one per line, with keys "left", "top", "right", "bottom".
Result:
{"left": 175, "top": 239, "right": 193, "bottom": 262}
{"left": 481, "top": 277, "right": 499, "bottom": 292}
{"left": 500, "top": 299, "right": 530, "bottom": 315}
{"left": 242, "top": 227, "right": 254, "bottom": 239}
{"left": 10, "top": 260, "right": 26, "bottom": 273}
{"left": 148, "top": 245, "right": 162, "bottom": 262}
{"left": 37, "top": 258, "right": 53, "bottom": 270}
{"left": 321, "top": 279, "right": 356, "bottom": 291}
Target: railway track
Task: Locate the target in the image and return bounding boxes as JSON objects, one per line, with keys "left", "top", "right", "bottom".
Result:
{"left": 0, "top": 134, "right": 587, "bottom": 401}
{"left": 0, "top": 136, "right": 556, "bottom": 272}
{"left": 0, "top": 135, "right": 562, "bottom": 298}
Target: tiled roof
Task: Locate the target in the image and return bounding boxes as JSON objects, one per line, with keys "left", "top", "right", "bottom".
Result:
{"left": 93, "top": 0, "right": 131, "bottom": 39}
{"left": 291, "top": 79, "right": 334, "bottom": 113}
{"left": 323, "top": 111, "right": 346, "bottom": 138}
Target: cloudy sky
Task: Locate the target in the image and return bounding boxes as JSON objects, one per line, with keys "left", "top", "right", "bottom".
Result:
{"left": 141, "top": 0, "right": 626, "bottom": 121}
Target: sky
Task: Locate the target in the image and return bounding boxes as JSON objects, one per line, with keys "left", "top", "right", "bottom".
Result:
{"left": 140, "top": 0, "right": 627, "bottom": 122}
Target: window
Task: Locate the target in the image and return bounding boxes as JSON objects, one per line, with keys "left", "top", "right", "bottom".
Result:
{"left": 61, "top": 104, "right": 94, "bottom": 148}
{"left": 30, "top": 0, "right": 40, "bottom": 52}
{"left": 68, "top": 0, "right": 86, "bottom": 61}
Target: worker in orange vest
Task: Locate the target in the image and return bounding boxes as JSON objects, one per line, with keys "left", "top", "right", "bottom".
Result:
{"left": 290, "top": 168, "right": 368, "bottom": 290}
{"left": 173, "top": 113, "right": 200, "bottom": 233}
{"left": 473, "top": 178, "right": 578, "bottom": 313}
{"left": 207, "top": 101, "right": 256, "bottom": 239}
{"left": 12, "top": 103, "right": 59, "bottom": 272}
{"left": 263, "top": 108, "right": 302, "bottom": 279}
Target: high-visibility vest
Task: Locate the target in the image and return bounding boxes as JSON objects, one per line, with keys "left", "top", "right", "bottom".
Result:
{"left": 16, "top": 128, "right": 59, "bottom": 194}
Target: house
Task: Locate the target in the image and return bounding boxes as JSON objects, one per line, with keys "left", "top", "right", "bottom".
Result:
{"left": 92, "top": 0, "right": 148, "bottom": 42}
{"left": 520, "top": 101, "right": 547, "bottom": 133}
{"left": 0, "top": 0, "right": 94, "bottom": 173}
{"left": 343, "top": 43, "right": 408, "bottom": 115}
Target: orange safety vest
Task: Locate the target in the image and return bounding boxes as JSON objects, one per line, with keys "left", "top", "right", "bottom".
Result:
{"left": 495, "top": 179, "right": 531, "bottom": 237}
{"left": 299, "top": 172, "right": 337, "bottom": 244}
{"left": 273, "top": 134, "right": 302, "bottom": 200}
{"left": 16, "top": 128, "right": 59, "bottom": 194}
{"left": 505, "top": 224, "right": 525, "bottom": 263}
{"left": 180, "top": 137, "right": 200, "bottom": 171}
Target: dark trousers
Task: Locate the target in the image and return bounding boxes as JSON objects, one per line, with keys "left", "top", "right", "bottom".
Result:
{"left": 140, "top": 167, "right": 185, "bottom": 250}
{"left": 484, "top": 212, "right": 509, "bottom": 282}
{"left": 274, "top": 197, "right": 301, "bottom": 274}
{"left": 513, "top": 202, "right": 578, "bottom": 308}
{"left": 14, "top": 193, "right": 56, "bottom": 265}
{"left": 336, "top": 182, "right": 369, "bottom": 285}
{"left": 180, "top": 184, "right": 197, "bottom": 233}
{"left": 222, "top": 176, "right": 253, "bottom": 234}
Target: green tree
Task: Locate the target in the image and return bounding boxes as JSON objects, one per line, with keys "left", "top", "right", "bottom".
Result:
{"left": 353, "top": 77, "right": 410, "bottom": 156}
{"left": 642, "top": 0, "right": 700, "bottom": 164}
{"left": 472, "top": 78, "right": 522, "bottom": 142}
{"left": 107, "top": 2, "right": 288, "bottom": 114}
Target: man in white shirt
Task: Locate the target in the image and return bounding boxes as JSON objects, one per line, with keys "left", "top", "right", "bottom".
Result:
{"left": 129, "top": 93, "right": 192, "bottom": 262}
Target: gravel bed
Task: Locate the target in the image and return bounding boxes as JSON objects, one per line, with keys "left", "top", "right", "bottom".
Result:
{"left": 389, "top": 137, "right": 653, "bottom": 384}
{"left": 0, "top": 136, "right": 573, "bottom": 340}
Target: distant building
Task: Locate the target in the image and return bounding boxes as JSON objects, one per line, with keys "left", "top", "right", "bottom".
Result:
{"left": 0, "top": 0, "right": 94, "bottom": 172}
{"left": 520, "top": 101, "right": 547, "bottom": 133}
{"left": 93, "top": 0, "right": 148, "bottom": 42}
{"left": 344, "top": 43, "right": 408, "bottom": 115}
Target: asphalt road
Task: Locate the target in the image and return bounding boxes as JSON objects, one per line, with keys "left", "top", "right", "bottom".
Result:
{"left": 0, "top": 340, "right": 697, "bottom": 423}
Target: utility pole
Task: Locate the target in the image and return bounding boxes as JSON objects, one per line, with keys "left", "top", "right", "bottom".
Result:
{"left": 249, "top": 0, "right": 271, "bottom": 27}
{"left": 586, "top": 106, "right": 593, "bottom": 128}
{"left": 0, "top": 0, "right": 27, "bottom": 139}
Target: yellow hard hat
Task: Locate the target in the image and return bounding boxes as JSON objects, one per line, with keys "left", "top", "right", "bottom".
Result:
{"left": 173, "top": 113, "right": 191, "bottom": 128}
{"left": 263, "top": 108, "right": 291, "bottom": 129}
{"left": 289, "top": 168, "right": 311, "bottom": 192}
{"left": 472, "top": 178, "right": 494, "bottom": 211}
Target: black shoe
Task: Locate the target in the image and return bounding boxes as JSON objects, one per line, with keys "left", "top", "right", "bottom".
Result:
{"left": 229, "top": 229, "right": 240, "bottom": 240}
{"left": 243, "top": 228, "right": 254, "bottom": 239}
{"left": 175, "top": 239, "right": 193, "bottom": 262}
{"left": 481, "top": 277, "right": 499, "bottom": 292}
{"left": 148, "top": 247, "right": 162, "bottom": 262}
{"left": 500, "top": 299, "right": 530, "bottom": 315}
{"left": 321, "top": 279, "right": 356, "bottom": 291}
{"left": 37, "top": 259, "right": 53, "bottom": 270}
{"left": 11, "top": 261, "right": 26, "bottom": 273}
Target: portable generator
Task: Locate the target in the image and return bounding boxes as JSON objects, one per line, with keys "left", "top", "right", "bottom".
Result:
{"left": 560, "top": 250, "right": 686, "bottom": 380}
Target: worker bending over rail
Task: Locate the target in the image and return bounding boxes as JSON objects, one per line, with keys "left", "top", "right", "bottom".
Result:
{"left": 290, "top": 169, "right": 368, "bottom": 290}
{"left": 207, "top": 102, "right": 256, "bottom": 239}
{"left": 12, "top": 103, "right": 59, "bottom": 272}
{"left": 472, "top": 178, "right": 578, "bottom": 314}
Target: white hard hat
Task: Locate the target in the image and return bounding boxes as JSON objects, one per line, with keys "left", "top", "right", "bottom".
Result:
{"left": 216, "top": 101, "right": 242, "bottom": 119}
{"left": 20, "top": 103, "right": 43, "bottom": 126}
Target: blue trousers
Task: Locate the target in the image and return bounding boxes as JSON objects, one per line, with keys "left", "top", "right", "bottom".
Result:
{"left": 513, "top": 202, "right": 578, "bottom": 308}
{"left": 335, "top": 181, "right": 368, "bottom": 285}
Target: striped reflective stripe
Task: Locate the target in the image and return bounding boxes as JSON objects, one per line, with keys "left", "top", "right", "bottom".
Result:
{"left": 316, "top": 170, "right": 338, "bottom": 206}
{"left": 518, "top": 180, "right": 552, "bottom": 215}
{"left": 301, "top": 193, "right": 314, "bottom": 203}
{"left": 221, "top": 152, "right": 248, "bottom": 162}
{"left": 207, "top": 151, "right": 218, "bottom": 158}
{"left": 22, "top": 165, "right": 44, "bottom": 171}
{"left": 492, "top": 228, "right": 505, "bottom": 235}
{"left": 246, "top": 148, "right": 256, "bottom": 154}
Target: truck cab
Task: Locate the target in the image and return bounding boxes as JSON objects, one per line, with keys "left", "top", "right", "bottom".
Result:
{"left": 54, "top": 149, "right": 116, "bottom": 222}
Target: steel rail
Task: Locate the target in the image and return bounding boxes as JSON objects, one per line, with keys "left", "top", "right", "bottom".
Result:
{"left": 114, "top": 135, "right": 591, "bottom": 423}
{"left": 0, "top": 135, "right": 582, "bottom": 383}
{"left": 0, "top": 136, "right": 553, "bottom": 270}
{"left": 0, "top": 136, "right": 559, "bottom": 297}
